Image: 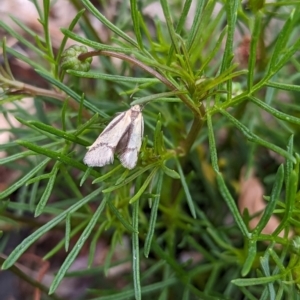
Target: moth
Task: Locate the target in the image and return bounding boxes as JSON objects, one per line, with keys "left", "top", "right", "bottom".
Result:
{"left": 83, "top": 105, "right": 144, "bottom": 170}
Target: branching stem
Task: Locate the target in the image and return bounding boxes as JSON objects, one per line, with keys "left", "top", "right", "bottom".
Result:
{"left": 0, "top": 75, "right": 90, "bottom": 118}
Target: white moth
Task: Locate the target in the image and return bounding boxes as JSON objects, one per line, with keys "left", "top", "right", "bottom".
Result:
{"left": 83, "top": 105, "right": 144, "bottom": 170}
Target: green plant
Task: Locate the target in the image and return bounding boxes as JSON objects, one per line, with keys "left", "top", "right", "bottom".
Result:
{"left": 1, "top": 0, "right": 300, "bottom": 299}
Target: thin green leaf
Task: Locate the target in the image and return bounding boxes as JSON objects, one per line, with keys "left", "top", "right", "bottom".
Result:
{"left": 102, "top": 162, "right": 160, "bottom": 192}
{"left": 67, "top": 70, "right": 159, "bottom": 83}
{"left": 220, "top": 0, "right": 239, "bottom": 72}
{"left": 42, "top": 0, "right": 54, "bottom": 61}
{"left": 92, "top": 165, "right": 123, "bottom": 184}
{"left": 2, "top": 187, "right": 103, "bottom": 269}
{"left": 285, "top": 135, "right": 294, "bottom": 195}
{"left": 65, "top": 213, "right": 71, "bottom": 252}
{"left": 115, "top": 169, "right": 130, "bottom": 185}
{"left": 144, "top": 170, "right": 163, "bottom": 257}
{"left": 75, "top": 113, "right": 99, "bottom": 136}
{"left": 35, "top": 163, "right": 59, "bottom": 216}
{"left": 103, "top": 230, "right": 121, "bottom": 276}
{"left": 49, "top": 195, "right": 108, "bottom": 294}
{"left": 267, "top": 9, "right": 296, "bottom": 73}
{"left": 232, "top": 274, "right": 283, "bottom": 286}
{"left": 220, "top": 0, "right": 239, "bottom": 100}
{"left": 151, "top": 242, "right": 209, "bottom": 298}
{"left": 268, "top": 248, "right": 285, "bottom": 272}
{"left": 2, "top": 37, "right": 15, "bottom": 80}
{"left": 0, "top": 20, "right": 45, "bottom": 58}
{"left": 43, "top": 220, "right": 88, "bottom": 261}
{"left": 162, "top": 164, "right": 180, "bottom": 179}
{"left": 17, "top": 140, "right": 100, "bottom": 177}
{"left": 239, "top": 287, "right": 261, "bottom": 300}
{"left": 249, "top": 96, "right": 300, "bottom": 125}
{"left": 206, "top": 114, "right": 219, "bottom": 172}
{"left": 247, "top": 12, "right": 262, "bottom": 91}
{"left": 60, "top": 28, "right": 136, "bottom": 54}
{"left": 63, "top": 158, "right": 89, "bottom": 195}
{"left": 26, "top": 173, "right": 52, "bottom": 185}
{"left": 132, "top": 199, "right": 141, "bottom": 300}
{"left": 29, "top": 172, "right": 41, "bottom": 209}
{"left": 275, "top": 284, "right": 284, "bottom": 300}
{"left": 88, "top": 221, "right": 107, "bottom": 268}
{"left": 10, "top": 16, "right": 45, "bottom": 42}
{"left": 188, "top": 0, "right": 215, "bottom": 54}
{"left": 216, "top": 173, "right": 249, "bottom": 237}
{"left": 273, "top": 169, "right": 297, "bottom": 235}
{"left": 88, "top": 279, "right": 177, "bottom": 300}
{"left": 160, "top": 0, "right": 180, "bottom": 54}
{"left": 107, "top": 201, "right": 137, "bottom": 233}
{"left": 0, "top": 150, "right": 36, "bottom": 165}
{"left": 80, "top": 167, "right": 92, "bottom": 187}
{"left": 130, "top": 91, "right": 186, "bottom": 106}
{"left": 254, "top": 165, "right": 284, "bottom": 235}
{"left": 129, "top": 168, "right": 159, "bottom": 204}
{"left": 28, "top": 120, "right": 90, "bottom": 146}
{"left": 260, "top": 254, "right": 273, "bottom": 297}
{"left": 266, "top": 81, "right": 300, "bottom": 93}
{"left": 130, "top": 0, "right": 143, "bottom": 50}
{"left": 206, "top": 227, "right": 235, "bottom": 251}
{"left": 187, "top": 236, "right": 216, "bottom": 262}
{"left": 241, "top": 241, "right": 257, "bottom": 276}
{"left": 175, "top": 159, "right": 196, "bottom": 219}
{"left": 55, "top": 9, "right": 86, "bottom": 72}
{"left": 77, "top": 93, "right": 84, "bottom": 128}
{"left": 61, "top": 99, "right": 68, "bottom": 132}
{"left": 220, "top": 109, "right": 296, "bottom": 163}
{"left": 82, "top": 0, "right": 138, "bottom": 47}
{"left": 175, "top": 0, "right": 193, "bottom": 35}
{"left": 167, "top": 0, "right": 193, "bottom": 63}
{"left": 35, "top": 69, "right": 108, "bottom": 118}
{"left": 0, "top": 158, "right": 51, "bottom": 200}
{"left": 154, "top": 116, "right": 162, "bottom": 156}
{"left": 5, "top": 47, "right": 51, "bottom": 74}
{"left": 186, "top": 0, "right": 205, "bottom": 51}
{"left": 196, "top": 26, "right": 228, "bottom": 76}
{"left": 0, "top": 94, "right": 25, "bottom": 106}
{"left": 270, "top": 37, "right": 300, "bottom": 76}
{"left": 14, "top": 117, "right": 56, "bottom": 140}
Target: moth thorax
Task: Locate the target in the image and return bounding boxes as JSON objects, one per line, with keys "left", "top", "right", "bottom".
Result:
{"left": 130, "top": 105, "right": 141, "bottom": 119}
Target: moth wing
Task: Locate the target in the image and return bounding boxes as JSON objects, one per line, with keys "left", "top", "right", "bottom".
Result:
{"left": 83, "top": 111, "right": 132, "bottom": 167}
{"left": 118, "top": 113, "right": 144, "bottom": 169}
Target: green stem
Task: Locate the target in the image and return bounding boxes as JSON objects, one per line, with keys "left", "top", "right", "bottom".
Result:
{"left": 181, "top": 104, "right": 205, "bottom": 155}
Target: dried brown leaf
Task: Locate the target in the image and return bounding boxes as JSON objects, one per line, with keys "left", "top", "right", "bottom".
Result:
{"left": 238, "top": 168, "right": 293, "bottom": 239}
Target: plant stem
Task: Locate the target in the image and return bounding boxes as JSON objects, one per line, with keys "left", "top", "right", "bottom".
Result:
{"left": 1, "top": 76, "right": 62, "bottom": 99}
{"left": 181, "top": 104, "right": 205, "bottom": 155}
{"left": 78, "top": 50, "right": 200, "bottom": 115}
{"left": 0, "top": 254, "right": 64, "bottom": 300}
{"left": 0, "top": 75, "right": 90, "bottom": 118}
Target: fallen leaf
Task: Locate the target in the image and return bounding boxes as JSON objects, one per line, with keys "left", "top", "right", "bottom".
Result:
{"left": 238, "top": 168, "right": 293, "bottom": 239}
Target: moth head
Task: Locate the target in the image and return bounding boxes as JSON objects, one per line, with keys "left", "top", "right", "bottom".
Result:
{"left": 131, "top": 105, "right": 142, "bottom": 112}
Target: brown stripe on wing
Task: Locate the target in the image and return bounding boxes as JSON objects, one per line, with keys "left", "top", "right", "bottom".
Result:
{"left": 88, "top": 143, "right": 115, "bottom": 152}
{"left": 115, "top": 124, "right": 132, "bottom": 155}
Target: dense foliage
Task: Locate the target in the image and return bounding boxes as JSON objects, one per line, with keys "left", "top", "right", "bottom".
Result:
{"left": 1, "top": 1, "right": 300, "bottom": 299}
